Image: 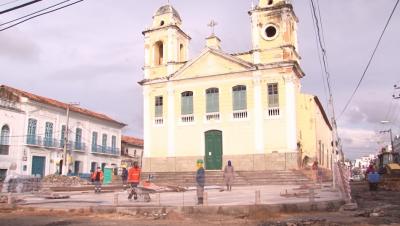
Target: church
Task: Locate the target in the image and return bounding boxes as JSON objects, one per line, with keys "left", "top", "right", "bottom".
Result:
{"left": 139, "top": 0, "right": 333, "bottom": 172}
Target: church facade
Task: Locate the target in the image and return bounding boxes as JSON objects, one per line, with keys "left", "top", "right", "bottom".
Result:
{"left": 139, "top": 0, "right": 333, "bottom": 172}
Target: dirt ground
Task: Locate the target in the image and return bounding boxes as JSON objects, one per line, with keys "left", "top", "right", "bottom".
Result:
{"left": 0, "top": 182, "right": 399, "bottom": 226}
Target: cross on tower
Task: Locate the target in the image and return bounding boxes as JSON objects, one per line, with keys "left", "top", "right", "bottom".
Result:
{"left": 207, "top": 20, "right": 218, "bottom": 35}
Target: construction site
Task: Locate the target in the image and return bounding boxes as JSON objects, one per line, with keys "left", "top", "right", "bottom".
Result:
{"left": 0, "top": 163, "right": 399, "bottom": 226}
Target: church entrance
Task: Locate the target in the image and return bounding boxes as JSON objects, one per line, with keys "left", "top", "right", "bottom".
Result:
{"left": 204, "top": 130, "right": 223, "bottom": 170}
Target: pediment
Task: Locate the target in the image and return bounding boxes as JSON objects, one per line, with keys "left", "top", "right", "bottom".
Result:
{"left": 171, "top": 48, "right": 254, "bottom": 80}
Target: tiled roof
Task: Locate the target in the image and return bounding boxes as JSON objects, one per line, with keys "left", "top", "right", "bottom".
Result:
{"left": 0, "top": 85, "right": 126, "bottom": 127}
{"left": 122, "top": 135, "right": 144, "bottom": 147}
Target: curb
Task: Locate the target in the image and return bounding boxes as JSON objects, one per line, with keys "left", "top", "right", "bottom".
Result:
{"left": 83, "top": 199, "right": 345, "bottom": 216}
{"left": 6, "top": 199, "right": 345, "bottom": 216}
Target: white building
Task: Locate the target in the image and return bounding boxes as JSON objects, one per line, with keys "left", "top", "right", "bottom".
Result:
{"left": 354, "top": 154, "right": 376, "bottom": 170}
{"left": 0, "top": 85, "right": 126, "bottom": 179}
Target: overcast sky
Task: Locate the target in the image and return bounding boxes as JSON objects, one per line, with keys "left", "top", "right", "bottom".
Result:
{"left": 0, "top": 0, "right": 399, "bottom": 160}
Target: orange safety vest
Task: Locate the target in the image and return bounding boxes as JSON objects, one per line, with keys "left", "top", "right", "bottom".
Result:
{"left": 128, "top": 167, "right": 141, "bottom": 183}
{"left": 91, "top": 171, "right": 104, "bottom": 181}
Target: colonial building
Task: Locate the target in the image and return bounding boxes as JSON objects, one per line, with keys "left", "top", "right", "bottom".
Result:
{"left": 0, "top": 85, "right": 125, "bottom": 178}
{"left": 121, "top": 135, "right": 144, "bottom": 167}
{"left": 139, "top": 0, "right": 333, "bottom": 172}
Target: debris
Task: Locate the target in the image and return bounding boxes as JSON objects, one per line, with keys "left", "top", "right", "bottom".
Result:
{"left": 340, "top": 202, "right": 358, "bottom": 211}
{"left": 43, "top": 194, "right": 70, "bottom": 199}
{"left": 42, "top": 175, "right": 90, "bottom": 186}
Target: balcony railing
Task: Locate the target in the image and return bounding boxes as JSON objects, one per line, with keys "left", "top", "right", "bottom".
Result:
{"left": 181, "top": 114, "right": 194, "bottom": 123}
{"left": 267, "top": 107, "right": 280, "bottom": 117}
{"left": 206, "top": 112, "right": 220, "bottom": 121}
{"left": 233, "top": 110, "right": 248, "bottom": 119}
{"left": 91, "top": 144, "right": 120, "bottom": 156}
{"left": 26, "top": 136, "right": 86, "bottom": 151}
{"left": 154, "top": 117, "right": 164, "bottom": 125}
{"left": 0, "top": 145, "right": 9, "bottom": 155}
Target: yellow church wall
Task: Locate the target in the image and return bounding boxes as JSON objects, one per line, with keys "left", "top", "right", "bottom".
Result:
{"left": 233, "top": 53, "right": 253, "bottom": 63}
{"left": 297, "top": 93, "right": 332, "bottom": 170}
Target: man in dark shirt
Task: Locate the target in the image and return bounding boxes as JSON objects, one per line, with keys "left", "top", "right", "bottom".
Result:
{"left": 196, "top": 159, "right": 205, "bottom": 205}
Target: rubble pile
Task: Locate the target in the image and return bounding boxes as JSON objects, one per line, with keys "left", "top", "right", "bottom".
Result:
{"left": 1, "top": 175, "right": 41, "bottom": 193}
{"left": 380, "top": 176, "right": 400, "bottom": 191}
{"left": 42, "top": 174, "right": 90, "bottom": 187}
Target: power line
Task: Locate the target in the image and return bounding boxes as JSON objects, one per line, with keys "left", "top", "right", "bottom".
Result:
{"left": 0, "top": 0, "right": 84, "bottom": 32}
{"left": 0, "top": 0, "right": 24, "bottom": 7}
{"left": 0, "top": 0, "right": 72, "bottom": 27}
{"left": 339, "top": 0, "right": 400, "bottom": 118}
{"left": 308, "top": 0, "right": 328, "bottom": 107}
{"left": 0, "top": 0, "right": 42, "bottom": 15}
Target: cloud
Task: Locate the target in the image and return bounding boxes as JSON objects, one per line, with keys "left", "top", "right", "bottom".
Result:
{"left": 339, "top": 127, "right": 379, "bottom": 159}
{"left": 0, "top": 29, "right": 40, "bottom": 61}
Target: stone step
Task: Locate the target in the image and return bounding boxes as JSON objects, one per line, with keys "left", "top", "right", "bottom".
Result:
{"left": 140, "top": 170, "right": 312, "bottom": 186}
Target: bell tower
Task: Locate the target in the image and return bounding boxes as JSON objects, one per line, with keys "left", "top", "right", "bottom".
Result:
{"left": 143, "top": 4, "right": 191, "bottom": 79}
{"left": 249, "top": 0, "right": 299, "bottom": 65}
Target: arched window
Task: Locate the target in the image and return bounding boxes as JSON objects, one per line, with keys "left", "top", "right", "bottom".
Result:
{"left": 232, "top": 85, "right": 247, "bottom": 110}
{"left": 206, "top": 88, "right": 219, "bottom": 113}
{"left": 154, "top": 41, "right": 164, "bottom": 66}
{"left": 0, "top": 125, "right": 10, "bottom": 145}
{"left": 179, "top": 44, "right": 185, "bottom": 62}
{"left": 181, "top": 91, "right": 193, "bottom": 115}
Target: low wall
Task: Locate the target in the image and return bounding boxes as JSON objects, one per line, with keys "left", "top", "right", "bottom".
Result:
{"left": 142, "top": 153, "right": 299, "bottom": 172}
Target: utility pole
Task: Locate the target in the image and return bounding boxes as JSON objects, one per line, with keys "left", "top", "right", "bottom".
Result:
{"left": 62, "top": 103, "right": 79, "bottom": 176}
{"left": 379, "top": 129, "right": 394, "bottom": 152}
{"left": 393, "top": 84, "right": 400, "bottom": 99}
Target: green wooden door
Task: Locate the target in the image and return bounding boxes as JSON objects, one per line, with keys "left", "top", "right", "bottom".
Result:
{"left": 205, "top": 130, "right": 223, "bottom": 170}
{"left": 32, "top": 156, "right": 45, "bottom": 177}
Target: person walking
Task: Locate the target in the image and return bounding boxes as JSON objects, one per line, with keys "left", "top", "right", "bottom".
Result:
{"left": 196, "top": 159, "right": 205, "bottom": 205}
{"left": 91, "top": 167, "right": 104, "bottom": 193}
{"left": 223, "top": 160, "right": 234, "bottom": 191}
{"left": 127, "top": 161, "right": 141, "bottom": 200}
{"left": 312, "top": 160, "right": 322, "bottom": 184}
{"left": 121, "top": 166, "right": 128, "bottom": 190}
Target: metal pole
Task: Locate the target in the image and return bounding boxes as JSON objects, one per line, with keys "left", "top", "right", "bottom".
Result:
{"left": 390, "top": 129, "right": 394, "bottom": 152}
{"left": 62, "top": 105, "right": 70, "bottom": 175}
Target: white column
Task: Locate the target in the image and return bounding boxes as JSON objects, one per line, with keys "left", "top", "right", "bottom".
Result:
{"left": 167, "top": 83, "right": 175, "bottom": 157}
{"left": 167, "top": 29, "right": 176, "bottom": 75}
{"left": 143, "top": 86, "right": 151, "bottom": 158}
{"left": 251, "top": 12, "right": 261, "bottom": 64}
{"left": 253, "top": 73, "right": 264, "bottom": 154}
{"left": 284, "top": 75, "right": 297, "bottom": 151}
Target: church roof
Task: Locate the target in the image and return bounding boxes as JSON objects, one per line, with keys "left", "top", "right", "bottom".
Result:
{"left": 154, "top": 5, "right": 181, "bottom": 21}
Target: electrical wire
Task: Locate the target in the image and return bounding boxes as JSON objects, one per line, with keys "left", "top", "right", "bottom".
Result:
{"left": 0, "top": 0, "right": 72, "bottom": 27}
{"left": 308, "top": 0, "right": 328, "bottom": 108}
{"left": 0, "top": 0, "right": 84, "bottom": 32}
{"left": 339, "top": 0, "right": 400, "bottom": 118}
{"left": 0, "top": 0, "right": 42, "bottom": 15}
{"left": 0, "top": 0, "right": 24, "bottom": 7}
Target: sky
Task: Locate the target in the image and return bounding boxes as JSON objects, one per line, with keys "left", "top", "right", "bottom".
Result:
{"left": 0, "top": 0, "right": 399, "bottom": 160}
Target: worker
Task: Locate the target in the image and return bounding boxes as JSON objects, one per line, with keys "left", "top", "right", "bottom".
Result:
{"left": 121, "top": 166, "right": 128, "bottom": 190}
{"left": 127, "top": 161, "right": 141, "bottom": 200}
{"left": 91, "top": 167, "right": 104, "bottom": 193}
{"left": 196, "top": 159, "right": 205, "bottom": 205}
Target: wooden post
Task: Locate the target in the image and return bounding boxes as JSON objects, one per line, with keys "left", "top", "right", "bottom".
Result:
{"left": 255, "top": 190, "right": 261, "bottom": 205}
{"left": 157, "top": 193, "right": 161, "bottom": 206}
{"left": 309, "top": 188, "right": 315, "bottom": 203}
{"left": 7, "top": 193, "right": 13, "bottom": 205}
{"left": 113, "top": 193, "right": 119, "bottom": 206}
